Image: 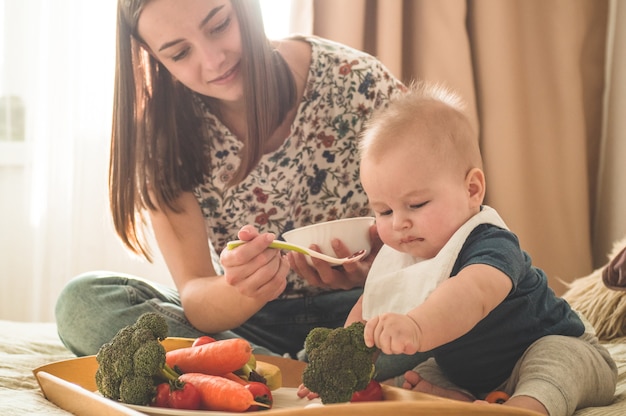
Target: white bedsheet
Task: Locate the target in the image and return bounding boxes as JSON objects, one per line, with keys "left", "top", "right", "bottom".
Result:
{"left": 0, "top": 320, "right": 74, "bottom": 415}
{"left": 1, "top": 319, "right": 625, "bottom": 415}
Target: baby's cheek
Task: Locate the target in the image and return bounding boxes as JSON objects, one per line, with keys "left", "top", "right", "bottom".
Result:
{"left": 375, "top": 223, "right": 394, "bottom": 246}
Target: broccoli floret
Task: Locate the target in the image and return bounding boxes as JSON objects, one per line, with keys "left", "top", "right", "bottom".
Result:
{"left": 95, "top": 312, "right": 180, "bottom": 405}
{"left": 133, "top": 342, "right": 167, "bottom": 376}
{"left": 95, "top": 363, "right": 121, "bottom": 401}
{"left": 119, "top": 375, "right": 156, "bottom": 405}
{"left": 342, "top": 321, "right": 377, "bottom": 354}
{"left": 302, "top": 322, "right": 378, "bottom": 404}
{"left": 135, "top": 312, "right": 169, "bottom": 341}
{"left": 304, "top": 327, "right": 332, "bottom": 353}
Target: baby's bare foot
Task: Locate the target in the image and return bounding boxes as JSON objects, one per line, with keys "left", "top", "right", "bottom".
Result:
{"left": 402, "top": 371, "right": 472, "bottom": 402}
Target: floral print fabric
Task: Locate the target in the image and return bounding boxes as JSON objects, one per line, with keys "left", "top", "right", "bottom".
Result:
{"left": 193, "top": 36, "right": 405, "bottom": 297}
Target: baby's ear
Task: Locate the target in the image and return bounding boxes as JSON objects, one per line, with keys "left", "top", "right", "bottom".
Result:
{"left": 466, "top": 168, "right": 486, "bottom": 205}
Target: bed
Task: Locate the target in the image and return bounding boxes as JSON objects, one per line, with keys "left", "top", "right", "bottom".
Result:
{"left": 2, "top": 242, "right": 626, "bottom": 415}
{"left": 0, "top": 320, "right": 74, "bottom": 415}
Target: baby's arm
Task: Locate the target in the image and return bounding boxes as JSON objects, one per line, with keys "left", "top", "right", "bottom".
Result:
{"left": 345, "top": 295, "right": 365, "bottom": 327}
{"left": 364, "top": 264, "right": 512, "bottom": 354}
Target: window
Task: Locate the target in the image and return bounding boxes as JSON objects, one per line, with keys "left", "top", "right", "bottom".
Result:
{"left": 0, "top": 95, "right": 25, "bottom": 142}
{"left": 260, "top": 0, "right": 293, "bottom": 39}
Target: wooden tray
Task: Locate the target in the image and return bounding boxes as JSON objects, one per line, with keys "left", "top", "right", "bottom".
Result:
{"left": 34, "top": 337, "right": 541, "bottom": 415}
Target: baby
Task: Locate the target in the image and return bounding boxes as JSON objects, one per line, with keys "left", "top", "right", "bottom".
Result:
{"left": 345, "top": 81, "right": 617, "bottom": 416}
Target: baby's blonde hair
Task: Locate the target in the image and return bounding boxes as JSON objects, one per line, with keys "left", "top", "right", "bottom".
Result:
{"left": 359, "top": 81, "right": 482, "bottom": 174}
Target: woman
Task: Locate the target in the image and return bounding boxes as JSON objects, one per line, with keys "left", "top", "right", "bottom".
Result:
{"left": 55, "top": 0, "right": 405, "bottom": 358}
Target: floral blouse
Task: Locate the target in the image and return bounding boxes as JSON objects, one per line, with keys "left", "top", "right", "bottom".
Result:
{"left": 193, "top": 36, "right": 405, "bottom": 298}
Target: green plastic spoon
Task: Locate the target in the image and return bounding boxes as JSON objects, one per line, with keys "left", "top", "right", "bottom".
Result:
{"left": 226, "top": 240, "right": 367, "bottom": 265}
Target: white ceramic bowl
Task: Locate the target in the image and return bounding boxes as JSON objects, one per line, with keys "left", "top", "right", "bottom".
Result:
{"left": 282, "top": 217, "right": 375, "bottom": 264}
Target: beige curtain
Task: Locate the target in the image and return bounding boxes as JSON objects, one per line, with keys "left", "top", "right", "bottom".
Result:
{"left": 312, "top": 0, "right": 613, "bottom": 295}
{"left": 594, "top": 0, "right": 626, "bottom": 267}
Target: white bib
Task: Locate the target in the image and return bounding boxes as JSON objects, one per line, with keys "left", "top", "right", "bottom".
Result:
{"left": 362, "top": 206, "right": 508, "bottom": 320}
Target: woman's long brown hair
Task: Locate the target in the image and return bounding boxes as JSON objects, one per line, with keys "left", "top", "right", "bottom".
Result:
{"left": 110, "top": 0, "right": 297, "bottom": 259}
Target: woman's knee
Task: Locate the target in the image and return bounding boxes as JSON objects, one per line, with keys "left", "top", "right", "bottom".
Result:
{"left": 56, "top": 273, "right": 99, "bottom": 318}
{"left": 55, "top": 272, "right": 131, "bottom": 356}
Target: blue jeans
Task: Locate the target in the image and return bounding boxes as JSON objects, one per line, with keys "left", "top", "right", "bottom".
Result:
{"left": 373, "top": 351, "right": 433, "bottom": 382}
{"left": 55, "top": 271, "right": 362, "bottom": 358}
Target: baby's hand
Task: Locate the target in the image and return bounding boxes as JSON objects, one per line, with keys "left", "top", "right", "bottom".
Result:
{"left": 364, "top": 313, "right": 421, "bottom": 355}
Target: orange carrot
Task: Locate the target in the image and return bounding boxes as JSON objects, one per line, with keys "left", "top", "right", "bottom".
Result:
{"left": 221, "top": 372, "right": 248, "bottom": 385}
{"left": 179, "top": 373, "right": 264, "bottom": 412}
{"left": 166, "top": 338, "right": 252, "bottom": 375}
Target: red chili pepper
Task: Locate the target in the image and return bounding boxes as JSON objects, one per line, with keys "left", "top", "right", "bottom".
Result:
{"left": 350, "top": 380, "right": 383, "bottom": 402}
{"left": 169, "top": 382, "right": 201, "bottom": 410}
{"left": 152, "top": 382, "right": 171, "bottom": 408}
{"left": 245, "top": 381, "right": 273, "bottom": 411}
{"left": 484, "top": 390, "right": 510, "bottom": 404}
{"left": 192, "top": 335, "right": 217, "bottom": 347}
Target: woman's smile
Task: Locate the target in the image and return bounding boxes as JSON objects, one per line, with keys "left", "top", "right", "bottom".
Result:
{"left": 208, "top": 61, "right": 241, "bottom": 85}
